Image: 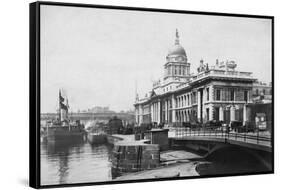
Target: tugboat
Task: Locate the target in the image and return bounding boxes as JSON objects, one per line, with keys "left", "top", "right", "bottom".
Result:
{"left": 42, "top": 90, "right": 86, "bottom": 143}
{"left": 87, "top": 121, "right": 107, "bottom": 144}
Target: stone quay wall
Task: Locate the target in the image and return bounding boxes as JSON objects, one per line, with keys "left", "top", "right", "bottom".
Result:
{"left": 107, "top": 135, "right": 160, "bottom": 176}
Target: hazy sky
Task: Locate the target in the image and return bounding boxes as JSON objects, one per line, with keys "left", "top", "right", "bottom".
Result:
{"left": 40, "top": 5, "right": 272, "bottom": 113}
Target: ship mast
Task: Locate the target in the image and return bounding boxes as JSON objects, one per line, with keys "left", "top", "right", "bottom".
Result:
{"left": 58, "top": 89, "right": 61, "bottom": 121}
{"left": 66, "top": 97, "right": 69, "bottom": 120}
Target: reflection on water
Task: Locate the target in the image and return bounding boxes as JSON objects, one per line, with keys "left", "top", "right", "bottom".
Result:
{"left": 40, "top": 141, "right": 113, "bottom": 185}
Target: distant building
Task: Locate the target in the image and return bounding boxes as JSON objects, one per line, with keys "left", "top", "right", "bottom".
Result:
{"left": 90, "top": 106, "right": 115, "bottom": 113}
{"left": 134, "top": 30, "right": 258, "bottom": 125}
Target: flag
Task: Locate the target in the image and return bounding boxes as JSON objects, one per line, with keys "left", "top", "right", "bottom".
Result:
{"left": 60, "top": 102, "right": 68, "bottom": 110}
{"left": 59, "top": 90, "right": 64, "bottom": 103}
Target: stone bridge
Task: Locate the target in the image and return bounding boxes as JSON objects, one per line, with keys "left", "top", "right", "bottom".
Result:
{"left": 169, "top": 128, "right": 272, "bottom": 171}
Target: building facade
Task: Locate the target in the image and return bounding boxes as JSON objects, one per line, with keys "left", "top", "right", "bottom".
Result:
{"left": 252, "top": 81, "right": 272, "bottom": 103}
{"left": 134, "top": 30, "right": 256, "bottom": 126}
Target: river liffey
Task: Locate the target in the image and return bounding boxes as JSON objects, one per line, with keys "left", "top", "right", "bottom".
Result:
{"left": 40, "top": 139, "right": 271, "bottom": 186}
{"left": 40, "top": 141, "right": 114, "bottom": 185}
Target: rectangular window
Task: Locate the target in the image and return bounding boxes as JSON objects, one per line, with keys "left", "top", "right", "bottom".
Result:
{"left": 244, "top": 91, "right": 248, "bottom": 102}
{"left": 206, "top": 88, "right": 209, "bottom": 101}
{"left": 206, "top": 108, "right": 209, "bottom": 121}
{"left": 216, "top": 89, "right": 221, "bottom": 101}
{"left": 230, "top": 89, "right": 234, "bottom": 101}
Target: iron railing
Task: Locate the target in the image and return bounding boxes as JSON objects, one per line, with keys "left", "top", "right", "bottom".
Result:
{"left": 173, "top": 127, "right": 272, "bottom": 147}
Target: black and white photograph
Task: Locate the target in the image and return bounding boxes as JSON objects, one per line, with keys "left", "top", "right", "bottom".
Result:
{"left": 30, "top": 1, "right": 273, "bottom": 188}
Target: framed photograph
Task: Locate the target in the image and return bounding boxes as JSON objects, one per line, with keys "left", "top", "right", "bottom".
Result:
{"left": 29, "top": 1, "right": 274, "bottom": 188}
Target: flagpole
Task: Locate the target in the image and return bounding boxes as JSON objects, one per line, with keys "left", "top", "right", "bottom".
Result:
{"left": 59, "top": 89, "right": 61, "bottom": 122}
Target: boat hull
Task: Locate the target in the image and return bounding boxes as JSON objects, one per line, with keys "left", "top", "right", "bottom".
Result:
{"left": 43, "top": 126, "right": 86, "bottom": 144}
{"left": 45, "top": 133, "right": 85, "bottom": 143}
{"left": 87, "top": 133, "right": 107, "bottom": 144}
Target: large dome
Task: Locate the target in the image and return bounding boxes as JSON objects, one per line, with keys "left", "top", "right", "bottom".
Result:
{"left": 167, "top": 29, "right": 187, "bottom": 57}
{"left": 168, "top": 44, "right": 186, "bottom": 57}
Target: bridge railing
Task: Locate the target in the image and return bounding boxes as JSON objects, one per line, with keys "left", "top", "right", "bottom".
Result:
{"left": 173, "top": 127, "right": 272, "bottom": 147}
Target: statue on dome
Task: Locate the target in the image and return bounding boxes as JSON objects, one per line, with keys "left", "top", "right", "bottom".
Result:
{"left": 197, "top": 59, "right": 209, "bottom": 73}
{"left": 175, "top": 28, "right": 180, "bottom": 45}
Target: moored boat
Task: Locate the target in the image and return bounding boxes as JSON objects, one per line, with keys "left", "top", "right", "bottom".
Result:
{"left": 87, "top": 125, "right": 107, "bottom": 144}
{"left": 87, "top": 132, "right": 107, "bottom": 144}
{"left": 42, "top": 90, "right": 86, "bottom": 143}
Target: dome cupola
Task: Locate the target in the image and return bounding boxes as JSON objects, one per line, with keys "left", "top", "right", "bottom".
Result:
{"left": 164, "top": 29, "right": 190, "bottom": 80}
{"left": 167, "top": 29, "right": 187, "bottom": 57}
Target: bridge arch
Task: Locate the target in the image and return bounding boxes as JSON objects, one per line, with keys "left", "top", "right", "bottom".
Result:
{"left": 202, "top": 145, "right": 272, "bottom": 174}
{"left": 170, "top": 137, "right": 272, "bottom": 174}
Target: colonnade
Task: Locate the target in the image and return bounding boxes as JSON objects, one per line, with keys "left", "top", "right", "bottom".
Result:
{"left": 151, "top": 101, "right": 161, "bottom": 123}
{"left": 146, "top": 98, "right": 248, "bottom": 125}
{"left": 163, "top": 99, "right": 170, "bottom": 123}
{"left": 218, "top": 104, "right": 247, "bottom": 124}
{"left": 176, "top": 109, "right": 192, "bottom": 122}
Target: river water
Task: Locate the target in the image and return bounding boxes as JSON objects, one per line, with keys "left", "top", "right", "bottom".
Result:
{"left": 40, "top": 141, "right": 114, "bottom": 185}
{"left": 40, "top": 139, "right": 270, "bottom": 186}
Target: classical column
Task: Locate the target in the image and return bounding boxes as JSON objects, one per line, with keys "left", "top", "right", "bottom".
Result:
{"left": 197, "top": 90, "right": 201, "bottom": 121}
{"left": 154, "top": 103, "right": 158, "bottom": 122}
{"left": 166, "top": 100, "right": 169, "bottom": 122}
{"left": 210, "top": 85, "right": 214, "bottom": 102}
{"left": 209, "top": 105, "right": 214, "bottom": 121}
{"left": 179, "top": 111, "right": 182, "bottom": 122}
{"left": 151, "top": 103, "right": 154, "bottom": 122}
{"left": 243, "top": 104, "right": 247, "bottom": 125}
{"left": 165, "top": 100, "right": 167, "bottom": 122}
{"left": 154, "top": 103, "right": 157, "bottom": 122}
{"left": 172, "top": 95, "right": 176, "bottom": 123}
{"left": 219, "top": 106, "right": 224, "bottom": 121}
{"left": 230, "top": 106, "right": 235, "bottom": 122}
{"left": 166, "top": 100, "right": 168, "bottom": 123}
{"left": 158, "top": 101, "right": 161, "bottom": 124}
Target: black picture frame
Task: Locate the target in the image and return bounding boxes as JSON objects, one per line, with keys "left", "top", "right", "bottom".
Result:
{"left": 30, "top": 1, "right": 274, "bottom": 189}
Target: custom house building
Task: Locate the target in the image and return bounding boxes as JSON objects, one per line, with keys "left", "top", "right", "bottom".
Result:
{"left": 134, "top": 30, "right": 257, "bottom": 126}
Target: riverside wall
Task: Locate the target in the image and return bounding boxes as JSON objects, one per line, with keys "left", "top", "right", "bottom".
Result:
{"left": 107, "top": 135, "right": 160, "bottom": 176}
